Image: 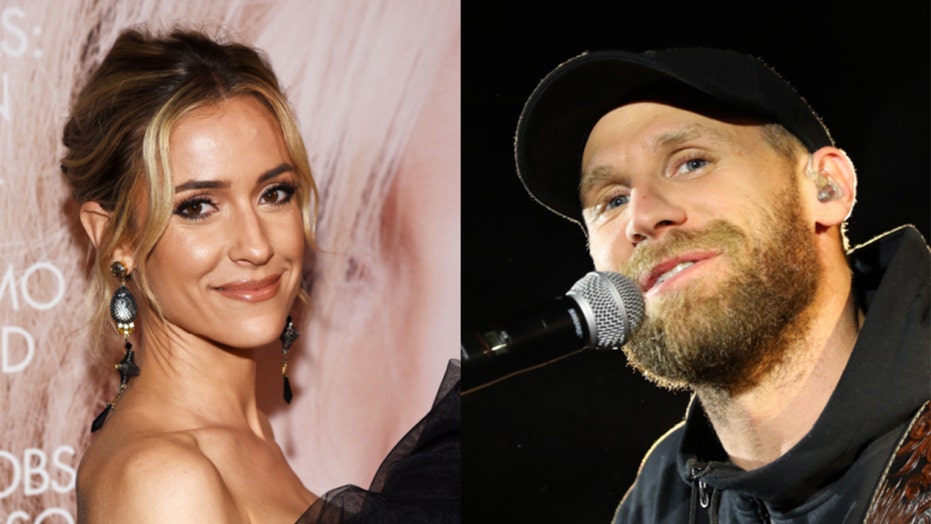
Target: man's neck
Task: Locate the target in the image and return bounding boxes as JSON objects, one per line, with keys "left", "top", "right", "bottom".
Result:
{"left": 696, "top": 275, "right": 861, "bottom": 471}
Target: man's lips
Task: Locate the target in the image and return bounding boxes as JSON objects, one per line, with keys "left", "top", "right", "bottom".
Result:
{"left": 213, "top": 274, "right": 282, "bottom": 302}
{"left": 640, "top": 252, "right": 719, "bottom": 294}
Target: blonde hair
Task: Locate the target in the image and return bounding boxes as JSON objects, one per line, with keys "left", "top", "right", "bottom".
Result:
{"left": 60, "top": 26, "right": 318, "bottom": 360}
{"left": 760, "top": 122, "right": 808, "bottom": 163}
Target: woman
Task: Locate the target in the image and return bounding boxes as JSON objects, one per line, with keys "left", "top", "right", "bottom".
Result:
{"left": 61, "top": 26, "right": 458, "bottom": 523}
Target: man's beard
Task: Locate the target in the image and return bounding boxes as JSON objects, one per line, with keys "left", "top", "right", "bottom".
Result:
{"left": 618, "top": 185, "right": 820, "bottom": 394}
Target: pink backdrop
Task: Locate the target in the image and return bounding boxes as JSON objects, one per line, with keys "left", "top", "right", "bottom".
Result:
{"left": 0, "top": 1, "right": 460, "bottom": 521}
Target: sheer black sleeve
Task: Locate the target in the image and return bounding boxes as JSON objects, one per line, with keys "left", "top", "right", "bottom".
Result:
{"left": 297, "top": 360, "right": 461, "bottom": 523}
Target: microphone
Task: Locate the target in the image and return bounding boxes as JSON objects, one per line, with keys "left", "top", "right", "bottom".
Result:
{"left": 461, "top": 271, "right": 645, "bottom": 391}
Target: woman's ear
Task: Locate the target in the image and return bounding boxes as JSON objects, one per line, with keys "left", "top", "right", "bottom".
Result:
{"left": 806, "top": 146, "right": 857, "bottom": 227}
{"left": 80, "top": 201, "right": 110, "bottom": 249}
{"left": 80, "top": 202, "right": 135, "bottom": 273}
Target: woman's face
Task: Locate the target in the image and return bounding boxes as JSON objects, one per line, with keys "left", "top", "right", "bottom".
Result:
{"left": 144, "top": 95, "right": 305, "bottom": 349}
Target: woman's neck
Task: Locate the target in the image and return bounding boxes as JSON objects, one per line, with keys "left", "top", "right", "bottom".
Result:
{"left": 123, "top": 322, "right": 270, "bottom": 437}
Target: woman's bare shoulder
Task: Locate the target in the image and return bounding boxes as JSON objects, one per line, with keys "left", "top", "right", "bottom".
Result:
{"left": 77, "top": 429, "right": 244, "bottom": 523}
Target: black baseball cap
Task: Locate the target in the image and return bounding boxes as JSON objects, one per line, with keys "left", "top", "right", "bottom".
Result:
{"left": 514, "top": 48, "right": 834, "bottom": 226}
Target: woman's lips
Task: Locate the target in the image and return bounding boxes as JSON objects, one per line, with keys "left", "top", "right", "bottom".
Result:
{"left": 214, "top": 274, "right": 282, "bottom": 302}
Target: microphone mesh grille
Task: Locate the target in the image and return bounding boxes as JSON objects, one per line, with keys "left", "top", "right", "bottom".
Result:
{"left": 568, "top": 271, "right": 645, "bottom": 350}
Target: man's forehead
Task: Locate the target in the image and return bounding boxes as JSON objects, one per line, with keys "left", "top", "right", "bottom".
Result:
{"left": 582, "top": 105, "right": 751, "bottom": 168}
{"left": 579, "top": 107, "right": 774, "bottom": 201}
{"left": 590, "top": 108, "right": 737, "bottom": 148}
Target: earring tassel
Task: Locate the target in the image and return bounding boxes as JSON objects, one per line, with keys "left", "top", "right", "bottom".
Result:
{"left": 280, "top": 315, "right": 299, "bottom": 404}
{"left": 90, "top": 341, "right": 139, "bottom": 433}
{"left": 283, "top": 375, "right": 293, "bottom": 404}
{"left": 91, "top": 405, "right": 112, "bottom": 433}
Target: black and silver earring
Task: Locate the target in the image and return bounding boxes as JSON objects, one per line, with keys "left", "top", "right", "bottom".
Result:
{"left": 279, "top": 316, "right": 300, "bottom": 404}
{"left": 91, "top": 261, "right": 140, "bottom": 432}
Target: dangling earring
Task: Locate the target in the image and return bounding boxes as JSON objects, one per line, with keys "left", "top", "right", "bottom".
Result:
{"left": 279, "top": 316, "right": 300, "bottom": 404}
{"left": 91, "top": 261, "right": 140, "bottom": 432}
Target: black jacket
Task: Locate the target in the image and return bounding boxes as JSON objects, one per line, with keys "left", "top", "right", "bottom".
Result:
{"left": 614, "top": 226, "right": 931, "bottom": 523}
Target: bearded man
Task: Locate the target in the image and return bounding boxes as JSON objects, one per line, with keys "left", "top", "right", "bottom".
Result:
{"left": 514, "top": 48, "right": 930, "bottom": 522}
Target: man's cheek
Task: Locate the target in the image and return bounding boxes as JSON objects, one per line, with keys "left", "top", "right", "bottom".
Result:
{"left": 592, "top": 248, "right": 627, "bottom": 274}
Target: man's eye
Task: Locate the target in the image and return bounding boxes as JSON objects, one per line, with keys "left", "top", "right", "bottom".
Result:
{"left": 674, "top": 158, "right": 708, "bottom": 177}
{"left": 605, "top": 194, "right": 630, "bottom": 211}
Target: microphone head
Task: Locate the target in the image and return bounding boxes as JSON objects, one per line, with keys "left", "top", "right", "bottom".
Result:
{"left": 567, "top": 271, "right": 645, "bottom": 350}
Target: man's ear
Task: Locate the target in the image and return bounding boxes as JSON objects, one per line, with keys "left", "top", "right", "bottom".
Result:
{"left": 80, "top": 202, "right": 134, "bottom": 271}
{"left": 806, "top": 146, "right": 857, "bottom": 227}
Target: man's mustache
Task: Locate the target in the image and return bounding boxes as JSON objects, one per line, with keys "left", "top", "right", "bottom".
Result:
{"left": 619, "top": 220, "right": 748, "bottom": 284}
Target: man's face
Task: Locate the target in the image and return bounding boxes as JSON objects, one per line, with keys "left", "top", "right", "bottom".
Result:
{"left": 580, "top": 101, "right": 820, "bottom": 392}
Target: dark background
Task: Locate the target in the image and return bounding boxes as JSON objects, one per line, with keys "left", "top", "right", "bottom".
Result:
{"left": 460, "top": 3, "right": 930, "bottom": 523}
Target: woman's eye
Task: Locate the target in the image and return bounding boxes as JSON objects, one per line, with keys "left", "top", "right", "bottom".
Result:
{"left": 260, "top": 184, "right": 296, "bottom": 205}
{"left": 173, "top": 197, "right": 215, "bottom": 220}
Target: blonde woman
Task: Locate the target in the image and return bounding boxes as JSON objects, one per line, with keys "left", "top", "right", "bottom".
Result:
{"left": 61, "top": 26, "right": 458, "bottom": 523}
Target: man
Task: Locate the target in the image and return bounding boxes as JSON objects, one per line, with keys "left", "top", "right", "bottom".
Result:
{"left": 513, "top": 48, "right": 930, "bottom": 522}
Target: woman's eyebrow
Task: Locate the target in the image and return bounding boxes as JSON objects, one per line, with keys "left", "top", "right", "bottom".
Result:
{"left": 173, "top": 163, "right": 294, "bottom": 193}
